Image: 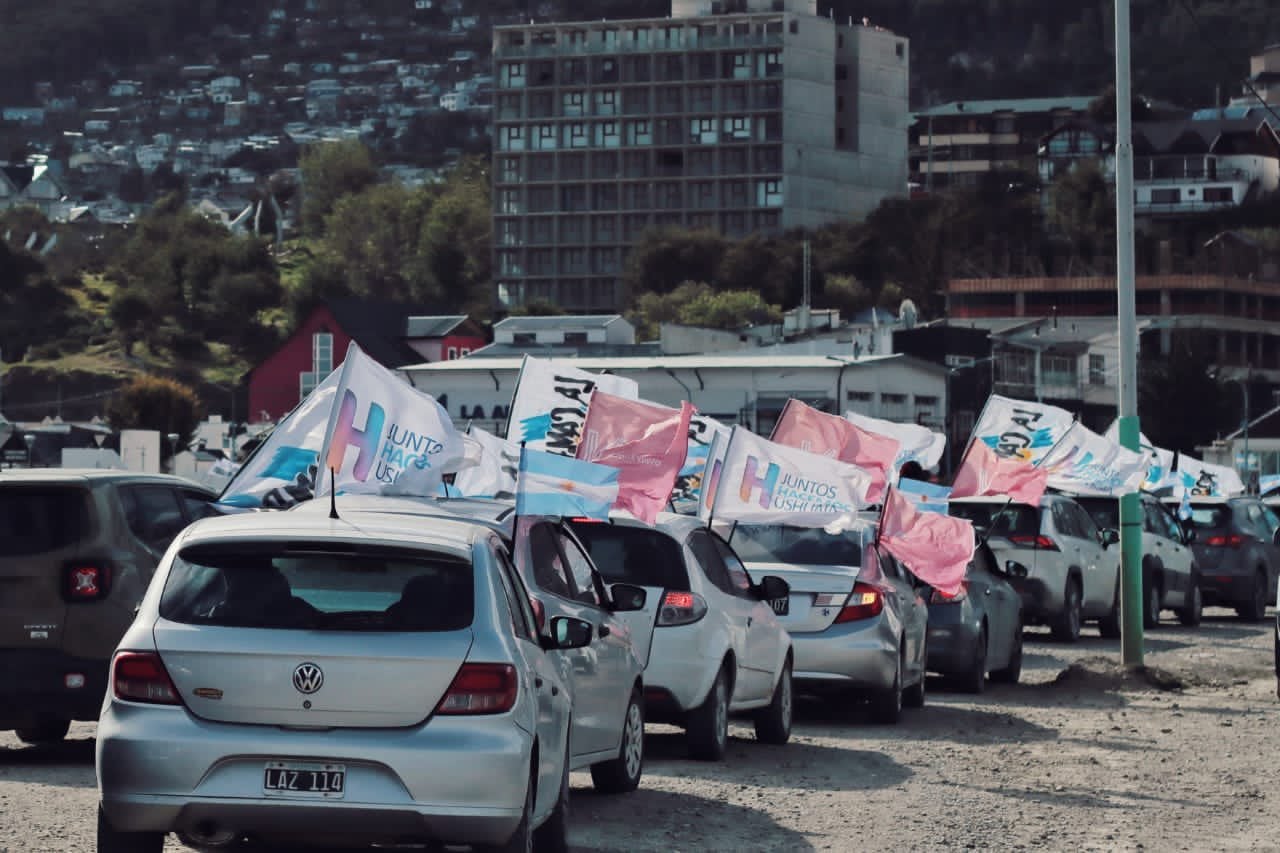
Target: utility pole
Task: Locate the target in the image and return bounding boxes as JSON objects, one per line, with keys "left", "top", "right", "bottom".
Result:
{"left": 1115, "top": 0, "right": 1144, "bottom": 667}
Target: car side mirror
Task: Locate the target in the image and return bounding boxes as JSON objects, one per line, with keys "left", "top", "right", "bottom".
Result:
{"left": 542, "top": 616, "right": 594, "bottom": 651}
{"left": 609, "top": 583, "right": 647, "bottom": 613}
{"left": 755, "top": 575, "right": 790, "bottom": 602}
{"left": 1099, "top": 527, "right": 1120, "bottom": 548}
{"left": 1005, "top": 560, "right": 1030, "bottom": 579}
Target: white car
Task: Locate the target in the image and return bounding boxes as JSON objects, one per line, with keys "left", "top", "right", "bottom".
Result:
{"left": 568, "top": 513, "right": 794, "bottom": 761}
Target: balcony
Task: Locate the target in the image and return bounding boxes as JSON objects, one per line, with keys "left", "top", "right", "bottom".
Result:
{"left": 495, "top": 31, "right": 782, "bottom": 59}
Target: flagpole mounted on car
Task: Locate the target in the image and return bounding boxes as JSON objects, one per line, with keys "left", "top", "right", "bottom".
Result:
{"left": 328, "top": 467, "right": 339, "bottom": 520}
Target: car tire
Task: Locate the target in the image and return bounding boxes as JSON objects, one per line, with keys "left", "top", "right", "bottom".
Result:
{"left": 1051, "top": 578, "right": 1083, "bottom": 642}
{"left": 97, "top": 805, "right": 165, "bottom": 853}
{"left": 1177, "top": 574, "right": 1203, "bottom": 627}
{"left": 1098, "top": 577, "right": 1122, "bottom": 639}
{"left": 1143, "top": 572, "right": 1163, "bottom": 629}
{"left": 753, "top": 658, "right": 793, "bottom": 744}
{"left": 686, "top": 664, "right": 730, "bottom": 761}
{"left": 868, "top": 649, "right": 903, "bottom": 724}
{"left": 902, "top": 642, "right": 926, "bottom": 709}
{"left": 989, "top": 622, "right": 1023, "bottom": 685}
{"left": 533, "top": 744, "right": 570, "bottom": 853}
{"left": 590, "top": 688, "right": 644, "bottom": 793}
{"left": 15, "top": 717, "right": 70, "bottom": 745}
{"left": 1236, "top": 570, "right": 1269, "bottom": 623}
{"left": 957, "top": 626, "right": 987, "bottom": 694}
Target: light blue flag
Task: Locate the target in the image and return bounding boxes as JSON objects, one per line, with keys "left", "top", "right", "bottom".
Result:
{"left": 896, "top": 477, "right": 952, "bottom": 515}
{"left": 516, "top": 448, "right": 620, "bottom": 520}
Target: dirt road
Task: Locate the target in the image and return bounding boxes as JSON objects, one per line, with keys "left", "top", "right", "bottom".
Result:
{"left": 2, "top": 609, "right": 1276, "bottom": 852}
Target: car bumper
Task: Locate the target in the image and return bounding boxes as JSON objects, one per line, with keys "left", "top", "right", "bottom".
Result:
{"left": 0, "top": 649, "right": 108, "bottom": 727}
{"left": 790, "top": 615, "right": 897, "bottom": 692}
{"left": 924, "top": 606, "right": 980, "bottom": 675}
{"left": 97, "top": 701, "right": 531, "bottom": 845}
{"left": 1198, "top": 569, "right": 1254, "bottom": 605}
{"left": 642, "top": 626, "right": 720, "bottom": 713}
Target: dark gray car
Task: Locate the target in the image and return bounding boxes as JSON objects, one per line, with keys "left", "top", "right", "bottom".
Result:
{"left": 921, "top": 542, "right": 1024, "bottom": 692}
{"left": 1173, "top": 497, "right": 1280, "bottom": 621}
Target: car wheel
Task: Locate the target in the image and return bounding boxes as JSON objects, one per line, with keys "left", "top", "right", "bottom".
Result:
{"left": 989, "top": 622, "right": 1023, "bottom": 685}
{"left": 533, "top": 743, "right": 570, "bottom": 853}
{"left": 1143, "top": 573, "right": 1163, "bottom": 629}
{"left": 753, "top": 658, "right": 793, "bottom": 744}
{"left": 957, "top": 626, "right": 988, "bottom": 694}
{"left": 902, "top": 641, "right": 926, "bottom": 709}
{"left": 1051, "top": 578, "right": 1083, "bottom": 642}
{"left": 590, "top": 688, "right": 644, "bottom": 793}
{"left": 868, "top": 649, "right": 903, "bottom": 724}
{"left": 687, "top": 664, "right": 730, "bottom": 761}
{"left": 1236, "top": 570, "right": 1269, "bottom": 622}
{"left": 1178, "top": 574, "right": 1203, "bottom": 627}
{"left": 15, "top": 717, "right": 70, "bottom": 745}
{"left": 97, "top": 805, "right": 164, "bottom": 853}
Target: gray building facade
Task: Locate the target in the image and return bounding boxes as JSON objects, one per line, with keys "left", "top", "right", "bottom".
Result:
{"left": 491, "top": 0, "right": 909, "bottom": 312}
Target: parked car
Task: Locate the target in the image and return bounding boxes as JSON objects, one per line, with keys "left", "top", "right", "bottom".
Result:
{"left": 1073, "top": 493, "right": 1203, "bottom": 627}
{"left": 920, "top": 541, "right": 1024, "bottom": 692}
{"left": 567, "top": 513, "right": 794, "bottom": 761}
{"left": 292, "top": 496, "right": 650, "bottom": 792}
{"left": 97, "top": 507, "right": 591, "bottom": 853}
{"left": 949, "top": 495, "right": 1121, "bottom": 642}
{"left": 1169, "top": 496, "right": 1280, "bottom": 621}
{"left": 0, "top": 469, "right": 217, "bottom": 745}
{"left": 726, "top": 522, "right": 927, "bottom": 724}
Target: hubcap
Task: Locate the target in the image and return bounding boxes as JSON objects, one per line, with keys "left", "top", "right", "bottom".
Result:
{"left": 714, "top": 677, "right": 728, "bottom": 745}
{"left": 623, "top": 701, "right": 643, "bottom": 779}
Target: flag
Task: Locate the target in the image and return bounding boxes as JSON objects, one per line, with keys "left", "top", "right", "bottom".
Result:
{"left": 896, "top": 477, "right": 952, "bottom": 514}
{"left": 952, "top": 438, "right": 1048, "bottom": 505}
{"left": 1172, "top": 454, "right": 1245, "bottom": 499}
{"left": 1038, "top": 421, "right": 1148, "bottom": 497}
{"left": 709, "top": 426, "right": 874, "bottom": 528}
{"left": 771, "top": 399, "right": 900, "bottom": 503}
{"left": 505, "top": 355, "right": 639, "bottom": 456}
{"left": 317, "top": 344, "right": 470, "bottom": 497}
{"left": 672, "top": 414, "right": 731, "bottom": 506}
{"left": 515, "top": 447, "right": 620, "bottom": 520}
{"left": 1104, "top": 420, "right": 1175, "bottom": 492}
{"left": 696, "top": 427, "right": 730, "bottom": 522}
{"left": 969, "top": 394, "right": 1075, "bottom": 466}
{"left": 847, "top": 411, "right": 946, "bottom": 472}
{"left": 217, "top": 368, "right": 342, "bottom": 509}
{"left": 577, "top": 392, "right": 695, "bottom": 525}
{"left": 878, "top": 487, "right": 975, "bottom": 597}
{"left": 453, "top": 426, "right": 520, "bottom": 499}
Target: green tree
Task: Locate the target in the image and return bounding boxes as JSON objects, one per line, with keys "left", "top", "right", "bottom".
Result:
{"left": 819, "top": 274, "right": 874, "bottom": 318}
{"left": 105, "top": 374, "right": 204, "bottom": 461}
{"left": 410, "top": 157, "right": 493, "bottom": 314}
{"left": 298, "top": 140, "right": 378, "bottom": 236}
{"left": 0, "top": 241, "right": 83, "bottom": 363}
{"left": 317, "top": 181, "right": 427, "bottom": 302}
{"left": 1047, "top": 160, "right": 1115, "bottom": 271}
{"left": 717, "top": 233, "right": 799, "bottom": 305}
{"left": 623, "top": 229, "right": 727, "bottom": 297}
{"left": 1139, "top": 336, "right": 1230, "bottom": 456}
{"left": 107, "top": 288, "right": 153, "bottom": 356}
{"left": 629, "top": 281, "right": 781, "bottom": 339}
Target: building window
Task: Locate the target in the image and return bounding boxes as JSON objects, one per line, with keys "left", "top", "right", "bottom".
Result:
{"left": 499, "top": 62, "right": 526, "bottom": 88}
{"left": 881, "top": 392, "right": 909, "bottom": 418}
{"left": 560, "top": 185, "right": 587, "bottom": 212}
{"left": 595, "top": 89, "right": 617, "bottom": 115}
{"left": 562, "top": 90, "right": 585, "bottom": 116}
{"left": 564, "top": 332, "right": 588, "bottom": 345}
{"left": 724, "top": 116, "right": 752, "bottom": 140}
{"left": 847, "top": 390, "right": 874, "bottom": 405}
{"left": 499, "top": 188, "right": 522, "bottom": 214}
{"left": 595, "top": 120, "right": 620, "bottom": 147}
{"left": 513, "top": 333, "right": 536, "bottom": 345}
{"left": 1041, "top": 354, "right": 1077, "bottom": 387}
{"left": 564, "top": 123, "right": 588, "bottom": 148}
{"left": 533, "top": 123, "right": 557, "bottom": 150}
{"left": 1149, "top": 188, "right": 1181, "bottom": 204}
{"left": 626, "top": 119, "right": 652, "bottom": 145}
{"left": 560, "top": 248, "right": 586, "bottom": 273}
{"left": 299, "top": 331, "right": 334, "bottom": 401}
{"left": 1204, "top": 186, "right": 1233, "bottom": 203}
{"left": 498, "top": 125, "right": 524, "bottom": 151}
{"left": 447, "top": 346, "right": 458, "bottom": 359}
{"left": 692, "top": 117, "right": 718, "bottom": 144}
{"left": 499, "top": 157, "right": 520, "bottom": 183}
{"left": 756, "top": 178, "right": 782, "bottom": 206}
{"left": 1089, "top": 354, "right": 1106, "bottom": 385}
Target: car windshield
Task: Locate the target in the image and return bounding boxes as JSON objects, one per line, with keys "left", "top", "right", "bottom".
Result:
{"left": 1074, "top": 497, "right": 1118, "bottom": 531}
{"left": 729, "top": 524, "right": 867, "bottom": 567}
{"left": 1186, "top": 505, "right": 1230, "bottom": 529}
{"left": 569, "top": 521, "right": 690, "bottom": 590}
{"left": 160, "top": 543, "right": 474, "bottom": 631}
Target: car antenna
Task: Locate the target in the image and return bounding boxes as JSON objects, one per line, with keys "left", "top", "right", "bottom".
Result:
{"left": 328, "top": 467, "right": 340, "bottom": 520}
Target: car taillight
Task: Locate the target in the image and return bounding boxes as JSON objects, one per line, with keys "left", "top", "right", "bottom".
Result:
{"left": 437, "top": 664, "right": 518, "bottom": 715}
{"left": 1206, "top": 534, "right": 1244, "bottom": 547}
{"left": 112, "top": 652, "right": 181, "bottom": 705}
{"left": 65, "top": 564, "right": 112, "bottom": 601}
{"left": 835, "top": 582, "right": 884, "bottom": 623}
{"left": 657, "top": 590, "right": 707, "bottom": 627}
{"left": 1009, "top": 535, "right": 1059, "bottom": 551}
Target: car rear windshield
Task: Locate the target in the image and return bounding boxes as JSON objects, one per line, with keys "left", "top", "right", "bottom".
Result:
{"left": 983, "top": 505, "right": 1041, "bottom": 537}
{"left": 159, "top": 544, "right": 474, "bottom": 631}
{"left": 729, "top": 524, "right": 867, "bottom": 567}
{"left": 569, "top": 522, "right": 690, "bottom": 590}
{"left": 1186, "top": 505, "right": 1230, "bottom": 529}
{"left": 0, "top": 486, "right": 91, "bottom": 557}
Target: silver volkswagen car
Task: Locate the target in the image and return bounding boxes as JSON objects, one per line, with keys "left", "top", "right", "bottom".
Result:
{"left": 97, "top": 508, "right": 595, "bottom": 852}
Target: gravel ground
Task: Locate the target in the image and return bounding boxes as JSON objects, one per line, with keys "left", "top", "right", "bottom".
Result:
{"left": 2, "top": 608, "right": 1276, "bottom": 852}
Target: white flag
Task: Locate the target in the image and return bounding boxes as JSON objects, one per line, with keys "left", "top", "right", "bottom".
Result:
{"left": 1173, "top": 454, "right": 1245, "bottom": 498}
{"left": 505, "top": 355, "right": 639, "bottom": 456}
{"left": 846, "top": 410, "right": 946, "bottom": 471}
{"left": 1039, "top": 421, "right": 1148, "bottom": 497}
{"left": 454, "top": 426, "right": 520, "bottom": 499}
{"left": 316, "top": 344, "right": 469, "bottom": 497}
{"left": 696, "top": 427, "right": 730, "bottom": 522}
{"left": 709, "top": 427, "right": 873, "bottom": 528}
{"left": 969, "top": 394, "right": 1075, "bottom": 466}
{"left": 673, "top": 413, "right": 732, "bottom": 506}
{"left": 217, "top": 369, "right": 340, "bottom": 509}
{"left": 1104, "top": 421, "right": 1176, "bottom": 492}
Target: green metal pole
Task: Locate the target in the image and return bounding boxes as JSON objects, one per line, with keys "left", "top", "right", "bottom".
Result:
{"left": 1115, "top": 0, "right": 1144, "bottom": 666}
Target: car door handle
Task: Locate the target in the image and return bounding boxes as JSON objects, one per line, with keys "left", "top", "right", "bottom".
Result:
{"left": 747, "top": 616, "right": 753, "bottom": 627}
{"left": 984, "top": 587, "right": 992, "bottom": 596}
{"left": 535, "top": 677, "right": 544, "bottom": 689}
{"left": 597, "top": 623, "right": 610, "bottom": 638}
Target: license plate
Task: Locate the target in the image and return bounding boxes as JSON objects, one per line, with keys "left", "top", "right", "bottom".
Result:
{"left": 769, "top": 596, "right": 789, "bottom": 616}
{"left": 263, "top": 762, "right": 346, "bottom": 799}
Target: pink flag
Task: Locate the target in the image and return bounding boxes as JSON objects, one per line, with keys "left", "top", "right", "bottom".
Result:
{"left": 771, "top": 399, "right": 900, "bottom": 503}
{"left": 951, "top": 439, "right": 1048, "bottom": 506}
{"left": 878, "top": 488, "right": 975, "bottom": 596}
{"left": 577, "top": 392, "right": 696, "bottom": 525}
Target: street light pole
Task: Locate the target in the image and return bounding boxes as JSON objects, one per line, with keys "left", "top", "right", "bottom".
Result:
{"left": 1115, "top": 0, "right": 1144, "bottom": 667}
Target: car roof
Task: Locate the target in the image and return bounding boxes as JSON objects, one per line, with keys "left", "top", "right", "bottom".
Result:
{"left": 575, "top": 511, "right": 707, "bottom": 538}
{"left": 291, "top": 494, "right": 518, "bottom": 534}
{"left": 0, "top": 468, "right": 214, "bottom": 492}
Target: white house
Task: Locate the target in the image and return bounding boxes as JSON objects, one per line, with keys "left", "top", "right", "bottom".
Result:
{"left": 210, "top": 75, "right": 243, "bottom": 94}
{"left": 493, "top": 314, "right": 636, "bottom": 348}
{"left": 108, "top": 80, "right": 142, "bottom": 97}
{"left": 439, "top": 91, "right": 471, "bottom": 111}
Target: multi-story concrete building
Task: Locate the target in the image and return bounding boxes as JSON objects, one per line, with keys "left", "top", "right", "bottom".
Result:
{"left": 491, "top": 0, "right": 909, "bottom": 312}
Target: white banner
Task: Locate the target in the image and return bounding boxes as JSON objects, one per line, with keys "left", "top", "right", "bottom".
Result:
{"left": 1039, "top": 421, "right": 1148, "bottom": 497}
{"left": 505, "top": 355, "right": 639, "bottom": 456}
{"left": 970, "top": 394, "right": 1075, "bottom": 466}
{"left": 709, "top": 427, "right": 873, "bottom": 528}
{"left": 1173, "top": 454, "right": 1246, "bottom": 498}
{"left": 454, "top": 426, "right": 520, "bottom": 499}
{"left": 846, "top": 410, "right": 946, "bottom": 472}
{"left": 1103, "top": 421, "right": 1176, "bottom": 492}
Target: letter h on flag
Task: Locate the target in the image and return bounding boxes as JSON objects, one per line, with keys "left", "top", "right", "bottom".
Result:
{"left": 516, "top": 447, "right": 620, "bottom": 521}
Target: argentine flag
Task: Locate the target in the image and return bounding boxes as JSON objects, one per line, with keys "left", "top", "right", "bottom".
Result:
{"left": 516, "top": 447, "right": 620, "bottom": 520}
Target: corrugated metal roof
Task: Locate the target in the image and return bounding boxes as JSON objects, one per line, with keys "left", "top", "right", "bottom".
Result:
{"left": 401, "top": 353, "right": 912, "bottom": 372}
{"left": 914, "top": 96, "right": 1094, "bottom": 119}
{"left": 405, "top": 315, "right": 466, "bottom": 338}
{"left": 493, "top": 314, "right": 625, "bottom": 331}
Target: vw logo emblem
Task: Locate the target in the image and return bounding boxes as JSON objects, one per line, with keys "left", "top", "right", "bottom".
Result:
{"left": 292, "top": 663, "right": 324, "bottom": 695}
